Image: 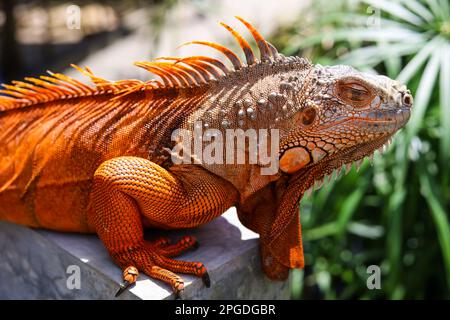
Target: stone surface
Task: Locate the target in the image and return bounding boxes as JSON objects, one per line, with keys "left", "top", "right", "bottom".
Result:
{"left": 0, "top": 208, "right": 291, "bottom": 299}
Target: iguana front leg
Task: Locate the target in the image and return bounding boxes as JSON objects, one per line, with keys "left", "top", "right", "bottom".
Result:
{"left": 88, "top": 156, "right": 238, "bottom": 297}
{"left": 238, "top": 175, "right": 304, "bottom": 281}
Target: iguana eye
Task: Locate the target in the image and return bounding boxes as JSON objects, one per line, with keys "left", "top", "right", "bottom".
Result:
{"left": 337, "top": 82, "right": 372, "bottom": 106}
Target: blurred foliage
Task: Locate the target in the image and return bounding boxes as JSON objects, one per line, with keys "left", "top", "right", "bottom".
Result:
{"left": 273, "top": 0, "right": 450, "bottom": 299}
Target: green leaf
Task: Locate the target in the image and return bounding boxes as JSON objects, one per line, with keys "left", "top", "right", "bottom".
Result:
{"left": 418, "top": 169, "right": 450, "bottom": 290}
{"left": 438, "top": 0, "right": 450, "bottom": 20}
{"left": 400, "top": 0, "right": 435, "bottom": 23}
{"left": 292, "top": 27, "right": 425, "bottom": 52}
{"left": 311, "top": 12, "right": 417, "bottom": 29}
{"left": 406, "top": 48, "right": 441, "bottom": 139}
{"left": 363, "top": 0, "right": 424, "bottom": 26}
{"left": 339, "top": 41, "right": 422, "bottom": 69}
{"left": 440, "top": 44, "right": 450, "bottom": 163}
{"left": 385, "top": 61, "right": 402, "bottom": 76}
{"left": 397, "top": 36, "right": 441, "bottom": 84}
{"left": 386, "top": 187, "right": 406, "bottom": 298}
{"left": 290, "top": 269, "right": 304, "bottom": 299}
{"left": 347, "top": 222, "right": 384, "bottom": 239}
{"left": 304, "top": 222, "right": 339, "bottom": 241}
{"left": 425, "top": 0, "right": 446, "bottom": 21}
{"left": 336, "top": 188, "right": 366, "bottom": 236}
{"left": 385, "top": 51, "right": 402, "bottom": 78}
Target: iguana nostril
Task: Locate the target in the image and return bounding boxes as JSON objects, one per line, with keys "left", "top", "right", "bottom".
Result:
{"left": 402, "top": 93, "right": 413, "bottom": 107}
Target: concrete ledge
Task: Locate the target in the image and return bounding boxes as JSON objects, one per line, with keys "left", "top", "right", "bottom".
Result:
{"left": 0, "top": 209, "right": 290, "bottom": 299}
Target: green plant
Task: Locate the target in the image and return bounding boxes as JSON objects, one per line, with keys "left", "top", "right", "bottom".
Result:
{"left": 276, "top": 0, "right": 450, "bottom": 299}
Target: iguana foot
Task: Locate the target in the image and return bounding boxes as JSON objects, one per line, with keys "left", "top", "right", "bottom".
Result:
{"left": 112, "top": 237, "right": 209, "bottom": 298}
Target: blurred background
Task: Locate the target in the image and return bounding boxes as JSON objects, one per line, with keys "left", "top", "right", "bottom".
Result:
{"left": 0, "top": 0, "right": 449, "bottom": 299}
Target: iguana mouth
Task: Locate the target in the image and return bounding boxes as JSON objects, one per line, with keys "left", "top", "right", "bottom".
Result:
{"left": 316, "top": 106, "right": 411, "bottom": 133}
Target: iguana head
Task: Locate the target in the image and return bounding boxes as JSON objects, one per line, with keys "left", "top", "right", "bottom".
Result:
{"left": 278, "top": 64, "right": 413, "bottom": 186}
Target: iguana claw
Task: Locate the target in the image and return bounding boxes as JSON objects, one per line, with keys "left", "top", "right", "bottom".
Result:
{"left": 202, "top": 271, "right": 211, "bottom": 288}
{"left": 115, "top": 280, "right": 134, "bottom": 297}
{"left": 192, "top": 240, "right": 200, "bottom": 250}
{"left": 174, "top": 289, "right": 184, "bottom": 300}
{"left": 115, "top": 266, "right": 139, "bottom": 297}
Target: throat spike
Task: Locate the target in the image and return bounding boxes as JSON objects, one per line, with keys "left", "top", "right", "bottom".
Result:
{"left": 345, "top": 163, "right": 352, "bottom": 174}
{"left": 304, "top": 187, "right": 313, "bottom": 198}
{"left": 314, "top": 179, "right": 324, "bottom": 191}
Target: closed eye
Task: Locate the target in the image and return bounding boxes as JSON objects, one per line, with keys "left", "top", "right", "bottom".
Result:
{"left": 337, "top": 82, "right": 373, "bottom": 106}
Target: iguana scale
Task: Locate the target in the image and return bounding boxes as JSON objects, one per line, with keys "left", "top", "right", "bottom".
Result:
{"left": 0, "top": 17, "right": 412, "bottom": 297}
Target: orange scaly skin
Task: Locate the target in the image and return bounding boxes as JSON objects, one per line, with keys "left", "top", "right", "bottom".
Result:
{"left": 0, "top": 17, "right": 412, "bottom": 297}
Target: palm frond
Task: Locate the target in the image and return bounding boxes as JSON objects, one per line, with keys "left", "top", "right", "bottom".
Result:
{"left": 439, "top": 44, "right": 450, "bottom": 163}
{"left": 406, "top": 49, "right": 441, "bottom": 139}
{"left": 363, "top": 0, "right": 424, "bottom": 26}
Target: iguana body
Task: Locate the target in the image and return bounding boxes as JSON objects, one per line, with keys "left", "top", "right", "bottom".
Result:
{"left": 0, "top": 17, "right": 412, "bottom": 297}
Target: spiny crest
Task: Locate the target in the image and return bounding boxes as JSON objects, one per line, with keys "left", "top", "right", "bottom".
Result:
{"left": 135, "top": 16, "right": 282, "bottom": 86}
{"left": 0, "top": 16, "right": 285, "bottom": 111}
{"left": 0, "top": 70, "right": 96, "bottom": 111}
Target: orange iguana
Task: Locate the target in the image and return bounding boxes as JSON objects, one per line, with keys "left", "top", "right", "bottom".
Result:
{"left": 0, "top": 17, "right": 412, "bottom": 298}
